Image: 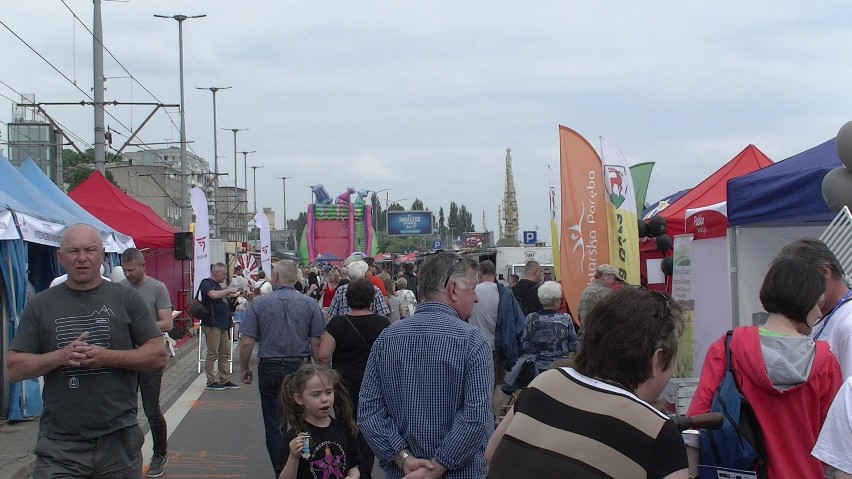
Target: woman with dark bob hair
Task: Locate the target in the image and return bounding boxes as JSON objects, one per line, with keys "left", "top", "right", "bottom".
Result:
{"left": 487, "top": 286, "right": 689, "bottom": 479}
{"left": 317, "top": 278, "right": 389, "bottom": 478}
{"left": 689, "top": 256, "right": 842, "bottom": 478}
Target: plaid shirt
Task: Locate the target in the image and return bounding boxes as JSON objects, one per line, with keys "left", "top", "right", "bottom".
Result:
{"left": 240, "top": 285, "right": 325, "bottom": 358}
{"left": 358, "top": 301, "right": 493, "bottom": 479}
{"left": 327, "top": 283, "right": 390, "bottom": 317}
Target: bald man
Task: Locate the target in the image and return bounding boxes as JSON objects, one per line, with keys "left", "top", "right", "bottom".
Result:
{"left": 7, "top": 224, "right": 167, "bottom": 478}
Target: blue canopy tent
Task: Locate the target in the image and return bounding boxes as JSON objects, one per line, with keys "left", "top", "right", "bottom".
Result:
{"left": 19, "top": 159, "right": 134, "bottom": 252}
{"left": 726, "top": 138, "right": 839, "bottom": 328}
{"left": 0, "top": 187, "right": 54, "bottom": 420}
{"left": 728, "top": 138, "right": 838, "bottom": 226}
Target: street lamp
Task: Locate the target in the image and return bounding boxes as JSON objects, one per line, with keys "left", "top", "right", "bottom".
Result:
{"left": 249, "top": 165, "right": 264, "bottom": 213}
{"left": 370, "top": 188, "right": 390, "bottom": 235}
{"left": 196, "top": 86, "right": 231, "bottom": 237}
{"left": 155, "top": 13, "right": 206, "bottom": 231}
{"left": 240, "top": 151, "right": 256, "bottom": 193}
{"left": 277, "top": 176, "right": 291, "bottom": 248}
{"left": 222, "top": 128, "right": 247, "bottom": 189}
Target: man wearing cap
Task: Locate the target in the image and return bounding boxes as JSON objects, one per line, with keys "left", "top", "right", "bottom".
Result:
{"left": 577, "top": 264, "right": 625, "bottom": 327}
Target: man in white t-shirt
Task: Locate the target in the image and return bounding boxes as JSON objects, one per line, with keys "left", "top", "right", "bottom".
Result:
{"left": 253, "top": 271, "right": 273, "bottom": 296}
{"left": 812, "top": 376, "right": 852, "bottom": 477}
{"left": 777, "top": 238, "right": 852, "bottom": 380}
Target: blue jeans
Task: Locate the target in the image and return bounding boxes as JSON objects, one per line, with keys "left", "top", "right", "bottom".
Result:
{"left": 258, "top": 358, "right": 304, "bottom": 475}
{"left": 139, "top": 369, "right": 168, "bottom": 456}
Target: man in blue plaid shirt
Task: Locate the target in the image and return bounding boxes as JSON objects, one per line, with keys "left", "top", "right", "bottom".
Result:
{"left": 358, "top": 252, "right": 493, "bottom": 479}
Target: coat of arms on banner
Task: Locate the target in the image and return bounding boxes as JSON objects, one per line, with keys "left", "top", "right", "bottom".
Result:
{"left": 605, "top": 165, "right": 629, "bottom": 209}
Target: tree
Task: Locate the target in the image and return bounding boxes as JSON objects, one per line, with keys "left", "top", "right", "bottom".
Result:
{"left": 438, "top": 207, "right": 446, "bottom": 240}
{"left": 63, "top": 148, "right": 120, "bottom": 192}
{"left": 293, "top": 211, "right": 308, "bottom": 250}
{"left": 411, "top": 198, "right": 424, "bottom": 211}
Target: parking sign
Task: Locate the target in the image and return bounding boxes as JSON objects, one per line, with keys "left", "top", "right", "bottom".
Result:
{"left": 523, "top": 231, "right": 537, "bottom": 245}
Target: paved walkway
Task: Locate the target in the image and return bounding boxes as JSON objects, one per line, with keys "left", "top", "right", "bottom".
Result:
{"left": 0, "top": 337, "right": 201, "bottom": 479}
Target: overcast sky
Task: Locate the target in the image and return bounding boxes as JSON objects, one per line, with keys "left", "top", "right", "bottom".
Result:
{"left": 3, "top": 1, "right": 852, "bottom": 241}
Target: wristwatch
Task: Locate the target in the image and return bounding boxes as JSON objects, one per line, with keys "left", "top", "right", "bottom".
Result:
{"left": 395, "top": 448, "right": 412, "bottom": 469}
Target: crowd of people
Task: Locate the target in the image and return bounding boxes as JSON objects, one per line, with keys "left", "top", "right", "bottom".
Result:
{"left": 7, "top": 227, "right": 852, "bottom": 478}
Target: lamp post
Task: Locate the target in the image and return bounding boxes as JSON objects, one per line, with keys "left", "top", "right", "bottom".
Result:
{"left": 155, "top": 13, "right": 206, "bottom": 231}
{"left": 240, "top": 151, "right": 256, "bottom": 193}
{"left": 277, "top": 176, "right": 291, "bottom": 248}
{"left": 196, "top": 86, "right": 230, "bottom": 237}
{"left": 222, "top": 128, "right": 246, "bottom": 189}
{"left": 249, "top": 165, "right": 264, "bottom": 214}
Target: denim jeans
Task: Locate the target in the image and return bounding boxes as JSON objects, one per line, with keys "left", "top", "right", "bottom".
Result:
{"left": 258, "top": 358, "right": 303, "bottom": 475}
{"left": 138, "top": 369, "right": 168, "bottom": 456}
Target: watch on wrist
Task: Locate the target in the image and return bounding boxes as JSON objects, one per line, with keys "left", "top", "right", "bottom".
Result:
{"left": 395, "top": 448, "right": 412, "bottom": 469}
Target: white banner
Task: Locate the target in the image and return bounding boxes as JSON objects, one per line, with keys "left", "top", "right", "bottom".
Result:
{"left": 0, "top": 210, "right": 20, "bottom": 240}
{"left": 14, "top": 212, "right": 64, "bottom": 246}
{"left": 254, "top": 211, "right": 272, "bottom": 277}
{"left": 190, "top": 187, "right": 211, "bottom": 295}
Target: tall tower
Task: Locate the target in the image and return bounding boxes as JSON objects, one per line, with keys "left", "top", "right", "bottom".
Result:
{"left": 500, "top": 149, "right": 520, "bottom": 246}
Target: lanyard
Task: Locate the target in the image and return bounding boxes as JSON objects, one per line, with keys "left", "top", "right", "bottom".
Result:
{"left": 814, "top": 289, "right": 852, "bottom": 340}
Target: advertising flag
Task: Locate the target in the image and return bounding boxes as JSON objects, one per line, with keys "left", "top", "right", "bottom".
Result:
{"left": 601, "top": 137, "right": 640, "bottom": 285}
{"left": 190, "top": 187, "right": 210, "bottom": 295}
{"left": 548, "top": 165, "right": 560, "bottom": 281}
{"left": 558, "top": 126, "right": 611, "bottom": 317}
{"left": 629, "top": 161, "right": 655, "bottom": 214}
{"left": 254, "top": 211, "right": 272, "bottom": 277}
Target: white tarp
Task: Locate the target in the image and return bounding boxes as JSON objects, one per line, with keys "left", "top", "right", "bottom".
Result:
{"left": 0, "top": 210, "right": 20, "bottom": 240}
{"left": 690, "top": 236, "right": 732, "bottom": 375}
{"left": 730, "top": 224, "right": 827, "bottom": 326}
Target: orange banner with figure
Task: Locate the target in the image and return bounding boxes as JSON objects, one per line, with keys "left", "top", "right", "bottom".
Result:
{"left": 558, "top": 126, "right": 611, "bottom": 317}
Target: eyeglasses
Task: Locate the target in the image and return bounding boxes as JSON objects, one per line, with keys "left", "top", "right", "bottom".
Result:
{"left": 443, "top": 253, "right": 464, "bottom": 289}
{"left": 647, "top": 289, "right": 673, "bottom": 355}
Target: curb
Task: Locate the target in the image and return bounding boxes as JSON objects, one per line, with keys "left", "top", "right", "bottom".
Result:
{"left": 0, "top": 337, "right": 199, "bottom": 479}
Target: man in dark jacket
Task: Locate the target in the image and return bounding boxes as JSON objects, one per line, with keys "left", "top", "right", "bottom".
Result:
{"left": 402, "top": 262, "right": 419, "bottom": 301}
{"left": 513, "top": 261, "right": 543, "bottom": 316}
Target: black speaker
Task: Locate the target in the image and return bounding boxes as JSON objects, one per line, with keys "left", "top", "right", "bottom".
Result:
{"left": 174, "top": 232, "right": 193, "bottom": 260}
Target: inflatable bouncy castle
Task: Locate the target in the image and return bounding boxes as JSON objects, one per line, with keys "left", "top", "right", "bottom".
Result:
{"left": 300, "top": 185, "right": 378, "bottom": 264}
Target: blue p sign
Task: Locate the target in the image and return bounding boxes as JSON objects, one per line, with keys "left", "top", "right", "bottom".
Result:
{"left": 523, "top": 231, "right": 537, "bottom": 245}
{"left": 433, "top": 240, "right": 442, "bottom": 250}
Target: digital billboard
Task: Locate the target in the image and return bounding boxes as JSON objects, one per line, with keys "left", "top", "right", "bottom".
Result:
{"left": 386, "top": 210, "right": 434, "bottom": 236}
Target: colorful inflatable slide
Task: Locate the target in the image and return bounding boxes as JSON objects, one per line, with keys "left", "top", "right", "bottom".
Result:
{"left": 299, "top": 185, "right": 378, "bottom": 264}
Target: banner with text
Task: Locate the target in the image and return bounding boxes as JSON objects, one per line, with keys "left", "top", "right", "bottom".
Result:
{"left": 601, "top": 137, "right": 640, "bottom": 285}
{"left": 386, "top": 210, "right": 434, "bottom": 236}
{"left": 190, "top": 187, "right": 210, "bottom": 295}
{"left": 673, "top": 234, "right": 695, "bottom": 377}
{"left": 254, "top": 211, "right": 272, "bottom": 276}
{"left": 0, "top": 210, "right": 20, "bottom": 240}
{"left": 13, "top": 212, "right": 63, "bottom": 247}
{"left": 559, "top": 126, "right": 611, "bottom": 317}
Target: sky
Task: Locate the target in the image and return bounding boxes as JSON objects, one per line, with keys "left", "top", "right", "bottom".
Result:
{"left": 3, "top": 1, "right": 852, "bottom": 242}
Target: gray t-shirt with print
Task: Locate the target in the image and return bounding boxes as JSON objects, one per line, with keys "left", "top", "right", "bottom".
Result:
{"left": 10, "top": 281, "right": 161, "bottom": 440}
{"left": 120, "top": 276, "right": 172, "bottom": 325}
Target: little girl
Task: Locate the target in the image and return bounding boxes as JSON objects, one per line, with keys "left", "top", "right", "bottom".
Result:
{"left": 279, "top": 364, "right": 361, "bottom": 479}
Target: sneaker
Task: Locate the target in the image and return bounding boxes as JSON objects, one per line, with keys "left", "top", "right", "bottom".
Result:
{"left": 206, "top": 382, "right": 225, "bottom": 391}
{"left": 220, "top": 380, "right": 240, "bottom": 389}
{"left": 146, "top": 453, "right": 169, "bottom": 478}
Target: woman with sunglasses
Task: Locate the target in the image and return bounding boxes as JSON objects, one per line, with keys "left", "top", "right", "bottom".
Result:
{"left": 486, "top": 286, "right": 688, "bottom": 478}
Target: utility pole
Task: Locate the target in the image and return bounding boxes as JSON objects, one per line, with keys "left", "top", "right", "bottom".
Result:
{"left": 93, "top": 0, "right": 106, "bottom": 173}
{"left": 249, "top": 165, "right": 263, "bottom": 213}
{"left": 155, "top": 13, "right": 206, "bottom": 231}
{"left": 196, "top": 86, "right": 230, "bottom": 238}
{"left": 223, "top": 128, "right": 246, "bottom": 189}
{"left": 240, "top": 151, "right": 256, "bottom": 193}
{"left": 277, "top": 176, "right": 291, "bottom": 249}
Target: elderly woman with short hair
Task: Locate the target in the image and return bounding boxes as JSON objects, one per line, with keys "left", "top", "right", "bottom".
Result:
{"left": 522, "top": 280, "right": 580, "bottom": 372}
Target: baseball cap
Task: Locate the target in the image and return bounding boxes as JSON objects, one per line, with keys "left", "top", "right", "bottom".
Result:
{"left": 597, "top": 264, "right": 625, "bottom": 281}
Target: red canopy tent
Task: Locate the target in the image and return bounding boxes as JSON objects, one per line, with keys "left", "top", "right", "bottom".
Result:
{"left": 69, "top": 171, "right": 189, "bottom": 315}
{"left": 68, "top": 171, "right": 177, "bottom": 249}
{"left": 641, "top": 144, "right": 774, "bottom": 246}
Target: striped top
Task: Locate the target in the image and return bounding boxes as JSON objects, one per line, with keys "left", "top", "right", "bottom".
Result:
{"left": 488, "top": 368, "right": 687, "bottom": 479}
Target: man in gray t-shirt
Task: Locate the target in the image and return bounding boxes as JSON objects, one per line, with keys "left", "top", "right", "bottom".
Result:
{"left": 120, "top": 247, "right": 173, "bottom": 477}
{"left": 7, "top": 224, "right": 166, "bottom": 478}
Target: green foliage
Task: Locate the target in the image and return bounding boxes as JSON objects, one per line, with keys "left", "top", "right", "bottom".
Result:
{"left": 62, "top": 148, "right": 120, "bottom": 191}
{"left": 410, "top": 198, "right": 424, "bottom": 210}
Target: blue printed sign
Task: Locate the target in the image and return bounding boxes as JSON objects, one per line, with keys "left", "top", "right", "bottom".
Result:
{"left": 386, "top": 211, "right": 434, "bottom": 236}
{"left": 433, "top": 240, "right": 442, "bottom": 250}
{"left": 523, "top": 230, "right": 537, "bottom": 245}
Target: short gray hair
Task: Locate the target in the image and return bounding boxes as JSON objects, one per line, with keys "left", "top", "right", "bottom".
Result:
{"left": 538, "top": 280, "right": 563, "bottom": 305}
{"left": 417, "top": 252, "right": 478, "bottom": 300}
{"left": 121, "top": 247, "right": 144, "bottom": 264}
{"left": 348, "top": 260, "right": 369, "bottom": 280}
{"left": 275, "top": 260, "right": 298, "bottom": 286}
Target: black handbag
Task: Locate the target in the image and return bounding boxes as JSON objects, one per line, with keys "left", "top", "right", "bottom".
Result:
{"left": 189, "top": 283, "right": 211, "bottom": 321}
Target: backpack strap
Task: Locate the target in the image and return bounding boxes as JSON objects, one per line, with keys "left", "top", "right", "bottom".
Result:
{"left": 724, "top": 329, "right": 734, "bottom": 373}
